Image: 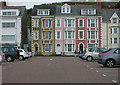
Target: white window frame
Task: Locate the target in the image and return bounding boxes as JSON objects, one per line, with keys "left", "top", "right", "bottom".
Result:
{"left": 65, "top": 19, "right": 75, "bottom": 27}
{"left": 78, "top": 30, "right": 84, "bottom": 40}
{"left": 56, "top": 19, "right": 61, "bottom": 27}
{"left": 2, "top": 22, "right": 15, "bottom": 28}
{"left": 61, "top": 6, "right": 71, "bottom": 14}
{"left": 65, "top": 31, "right": 75, "bottom": 39}
{"left": 81, "top": 9, "right": 96, "bottom": 15}
{"left": 112, "top": 18, "right": 117, "bottom": 24}
{"left": 45, "top": 31, "right": 49, "bottom": 39}
{"left": 45, "top": 44, "right": 49, "bottom": 52}
{"left": 87, "top": 19, "right": 98, "bottom": 28}
{"left": 45, "top": 20, "right": 49, "bottom": 28}
{"left": 1, "top": 9, "right": 19, "bottom": 16}
{"left": 56, "top": 31, "right": 61, "bottom": 40}
{"left": 2, "top": 35, "right": 15, "bottom": 41}
{"left": 34, "top": 31, "right": 38, "bottom": 40}
{"left": 37, "top": 9, "right": 50, "bottom": 15}
{"left": 64, "top": 44, "right": 75, "bottom": 52}
{"left": 87, "top": 31, "right": 98, "bottom": 40}
{"left": 78, "top": 19, "right": 84, "bottom": 27}
{"left": 34, "top": 20, "right": 39, "bottom": 27}
{"left": 114, "top": 38, "right": 118, "bottom": 44}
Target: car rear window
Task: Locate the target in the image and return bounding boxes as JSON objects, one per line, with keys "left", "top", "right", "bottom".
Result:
{"left": 9, "top": 47, "right": 16, "bottom": 52}
{"left": 101, "top": 49, "right": 112, "bottom": 53}
{"left": 18, "top": 50, "right": 23, "bottom": 52}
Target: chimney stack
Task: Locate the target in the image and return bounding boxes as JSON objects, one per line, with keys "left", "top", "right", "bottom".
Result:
{"left": 0, "top": 1, "right": 6, "bottom": 7}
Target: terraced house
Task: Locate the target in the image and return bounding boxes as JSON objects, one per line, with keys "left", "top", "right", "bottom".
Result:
{"left": 31, "top": 5, "right": 56, "bottom": 56}
{"left": 32, "top": 3, "right": 102, "bottom": 56}
{"left": 102, "top": 9, "right": 120, "bottom": 49}
{"left": 0, "top": 2, "right": 28, "bottom": 49}
{"left": 55, "top": 4, "right": 102, "bottom": 55}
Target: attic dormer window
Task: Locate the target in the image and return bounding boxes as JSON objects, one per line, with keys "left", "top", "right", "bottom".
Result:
{"left": 61, "top": 3, "right": 71, "bottom": 14}
{"left": 113, "top": 18, "right": 117, "bottom": 24}
{"left": 2, "top": 9, "right": 19, "bottom": 16}
{"left": 110, "top": 12, "right": 119, "bottom": 24}
{"left": 81, "top": 9, "right": 96, "bottom": 15}
{"left": 37, "top": 9, "right": 50, "bottom": 15}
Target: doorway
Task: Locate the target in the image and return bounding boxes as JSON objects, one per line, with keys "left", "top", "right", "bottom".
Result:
{"left": 34, "top": 44, "right": 38, "bottom": 56}
{"left": 56, "top": 44, "right": 61, "bottom": 55}
{"left": 79, "top": 43, "right": 84, "bottom": 53}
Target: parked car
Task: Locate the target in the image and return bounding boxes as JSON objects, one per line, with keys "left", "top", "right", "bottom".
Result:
{"left": 82, "top": 47, "right": 107, "bottom": 62}
{"left": 17, "top": 49, "right": 29, "bottom": 60}
{"left": 98, "top": 48, "right": 120, "bottom": 68}
{"left": 0, "top": 46, "right": 19, "bottom": 62}
{"left": 28, "top": 52, "right": 32, "bottom": 57}
{"left": 0, "top": 49, "right": 5, "bottom": 63}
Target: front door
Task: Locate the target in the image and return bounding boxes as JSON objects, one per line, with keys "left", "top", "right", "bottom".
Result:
{"left": 79, "top": 44, "right": 83, "bottom": 53}
{"left": 34, "top": 44, "right": 38, "bottom": 56}
{"left": 56, "top": 44, "right": 61, "bottom": 55}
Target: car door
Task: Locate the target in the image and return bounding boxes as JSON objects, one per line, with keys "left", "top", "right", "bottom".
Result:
{"left": 118, "top": 48, "right": 120, "bottom": 65}
{"left": 113, "top": 48, "right": 120, "bottom": 65}
{"left": 92, "top": 48, "right": 99, "bottom": 59}
{"left": 2, "top": 47, "right": 9, "bottom": 56}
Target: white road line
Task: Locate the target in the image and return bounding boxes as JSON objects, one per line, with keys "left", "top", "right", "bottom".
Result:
{"left": 102, "top": 74, "right": 106, "bottom": 77}
{"left": 50, "top": 59, "right": 53, "bottom": 60}
{"left": 96, "top": 70, "right": 98, "bottom": 72}
{"left": 112, "top": 80, "right": 117, "bottom": 83}
{"left": 91, "top": 68, "right": 93, "bottom": 69}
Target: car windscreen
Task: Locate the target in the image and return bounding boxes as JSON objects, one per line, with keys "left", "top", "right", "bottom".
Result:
{"left": 89, "top": 48, "right": 94, "bottom": 52}
{"left": 101, "top": 49, "right": 112, "bottom": 53}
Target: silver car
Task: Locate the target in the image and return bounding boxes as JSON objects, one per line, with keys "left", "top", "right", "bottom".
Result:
{"left": 82, "top": 47, "right": 107, "bottom": 62}
{"left": 98, "top": 48, "right": 120, "bottom": 68}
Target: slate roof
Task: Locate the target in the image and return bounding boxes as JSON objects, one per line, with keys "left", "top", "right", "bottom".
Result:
{"left": 101, "top": 9, "right": 120, "bottom": 22}
{"left": 2, "top": 6, "right": 26, "bottom": 16}
{"left": 32, "top": 4, "right": 120, "bottom": 22}
{"left": 32, "top": 5, "right": 56, "bottom": 16}
{"left": 32, "top": 4, "right": 101, "bottom": 16}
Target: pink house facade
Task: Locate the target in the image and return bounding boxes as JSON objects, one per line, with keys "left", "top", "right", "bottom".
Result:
{"left": 55, "top": 4, "right": 102, "bottom": 55}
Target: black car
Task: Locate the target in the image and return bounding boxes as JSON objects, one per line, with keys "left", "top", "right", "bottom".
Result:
{"left": 0, "top": 46, "right": 19, "bottom": 62}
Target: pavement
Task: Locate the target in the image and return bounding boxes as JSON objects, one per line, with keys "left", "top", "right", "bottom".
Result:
{"left": 1, "top": 56, "right": 119, "bottom": 84}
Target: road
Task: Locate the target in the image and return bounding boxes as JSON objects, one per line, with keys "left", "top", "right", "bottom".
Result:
{"left": 1, "top": 57, "right": 119, "bottom": 83}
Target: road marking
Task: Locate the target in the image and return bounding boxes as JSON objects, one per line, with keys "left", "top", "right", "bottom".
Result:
{"left": 91, "top": 68, "right": 93, "bottom": 69}
{"left": 50, "top": 59, "right": 53, "bottom": 60}
{"left": 112, "top": 80, "right": 117, "bottom": 83}
{"left": 96, "top": 70, "right": 98, "bottom": 72}
{"left": 102, "top": 74, "right": 106, "bottom": 77}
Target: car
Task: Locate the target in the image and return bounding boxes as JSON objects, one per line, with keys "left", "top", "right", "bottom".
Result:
{"left": 0, "top": 49, "right": 5, "bottom": 63}
{"left": 0, "top": 46, "right": 19, "bottom": 62}
{"left": 82, "top": 47, "right": 107, "bottom": 62}
{"left": 28, "top": 52, "right": 32, "bottom": 57}
{"left": 17, "top": 49, "right": 29, "bottom": 60}
{"left": 98, "top": 48, "right": 120, "bottom": 68}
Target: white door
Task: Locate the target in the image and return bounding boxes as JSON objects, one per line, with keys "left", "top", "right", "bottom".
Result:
{"left": 56, "top": 44, "right": 61, "bottom": 55}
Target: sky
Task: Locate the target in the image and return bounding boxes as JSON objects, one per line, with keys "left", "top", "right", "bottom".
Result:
{"left": 2, "top": 0, "right": 119, "bottom": 9}
{"left": 2, "top": 0, "right": 70, "bottom": 9}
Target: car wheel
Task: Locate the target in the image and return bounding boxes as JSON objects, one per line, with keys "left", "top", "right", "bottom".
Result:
{"left": 105, "top": 59, "right": 114, "bottom": 68}
{"left": 18, "top": 56, "right": 24, "bottom": 61}
{"left": 87, "top": 56, "right": 93, "bottom": 62}
{"left": 6, "top": 56, "right": 14, "bottom": 62}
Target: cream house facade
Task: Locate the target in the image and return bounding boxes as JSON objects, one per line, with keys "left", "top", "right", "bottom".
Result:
{"left": 102, "top": 9, "right": 120, "bottom": 49}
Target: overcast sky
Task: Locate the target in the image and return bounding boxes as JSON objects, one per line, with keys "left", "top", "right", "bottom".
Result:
{"left": 2, "top": 0, "right": 119, "bottom": 9}
{"left": 3, "top": 0, "right": 70, "bottom": 9}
